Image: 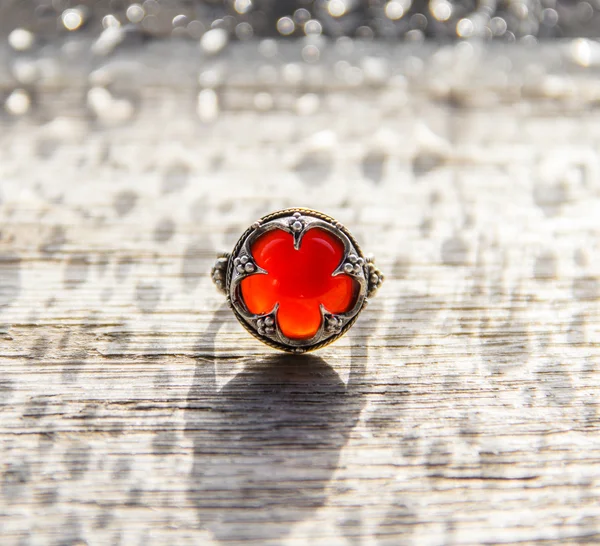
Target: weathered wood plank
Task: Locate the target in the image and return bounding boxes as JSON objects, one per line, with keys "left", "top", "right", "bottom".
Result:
{"left": 0, "top": 41, "right": 599, "bottom": 546}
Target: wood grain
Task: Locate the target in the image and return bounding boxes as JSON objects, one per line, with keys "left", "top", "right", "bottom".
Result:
{"left": 0, "top": 41, "right": 599, "bottom": 546}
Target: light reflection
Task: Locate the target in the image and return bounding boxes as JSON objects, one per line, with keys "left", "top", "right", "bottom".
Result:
{"left": 362, "top": 56, "right": 389, "bottom": 83}
{"left": 411, "top": 13, "right": 427, "bottom": 30}
{"left": 142, "top": 0, "right": 159, "bottom": 15}
{"left": 235, "top": 22, "right": 253, "bottom": 40}
{"left": 542, "top": 8, "right": 559, "bottom": 27}
{"left": 304, "top": 19, "right": 323, "bottom": 36}
{"left": 405, "top": 29, "right": 424, "bottom": 42}
{"left": 92, "top": 26, "right": 124, "bottom": 55}
{"left": 521, "top": 35, "right": 538, "bottom": 46}
{"left": 198, "top": 68, "right": 223, "bottom": 88}
{"left": 296, "top": 93, "right": 320, "bottom": 115}
{"left": 8, "top": 28, "right": 34, "bottom": 51}
{"left": 172, "top": 15, "right": 188, "bottom": 27}
{"left": 126, "top": 4, "right": 145, "bottom": 24}
{"left": 187, "top": 20, "right": 205, "bottom": 39}
{"left": 328, "top": 0, "right": 348, "bottom": 18}
{"left": 456, "top": 18, "right": 474, "bottom": 38}
{"left": 277, "top": 17, "right": 295, "bottom": 36}
{"left": 87, "top": 87, "right": 134, "bottom": 123}
{"left": 197, "top": 89, "right": 219, "bottom": 122}
{"left": 61, "top": 8, "right": 84, "bottom": 31}
{"left": 356, "top": 25, "right": 374, "bottom": 38}
{"left": 234, "top": 0, "right": 252, "bottom": 15}
{"left": 258, "top": 39, "right": 278, "bottom": 58}
{"left": 429, "top": 0, "right": 452, "bottom": 22}
{"left": 385, "top": 0, "right": 411, "bottom": 21}
{"left": 200, "top": 28, "right": 229, "bottom": 54}
{"left": 301, "top": 44, "right": 320, "bottom": 63}
{"left": 0, "top": 0, "right": 585, "bottom": 46}
{"left": 282, "top": 63, "right": 303, "bottom": 84}
{"left": 294, "top": 9, "right": 311, "bottom": 25}
{"left": 142, "top": 14, "right": 159, "bottom": 32}
{"left": 490, "top": 16, "right": 507, "bottom": 36}
{"left": 511, "top": 2, "right": 529, "bottom": 19}
{"left": 11, "top": 59, "right": 39, "bottom": 84}
{"left": 577, "top": 2, "right": 594, "bottom": 21}
{"left": 101, "top": 14, "right": 120, "bottom": 29}
{"left": 569, "top": 38, "right": 600, "bottom": 67}
{"left": 5, "top": 89, "right": 31, "bottom": 116}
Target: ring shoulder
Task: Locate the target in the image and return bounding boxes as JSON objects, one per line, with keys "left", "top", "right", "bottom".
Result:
{"left": 366, "top": 257, "right": 384, "bottom": 298}
{"left": 211, "top": 253, "right": 230, "bottom": 295}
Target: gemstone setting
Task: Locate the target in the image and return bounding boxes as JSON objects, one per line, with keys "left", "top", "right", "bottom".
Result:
{"left": 225, "top": 208, "right": 374, "bottom": 353}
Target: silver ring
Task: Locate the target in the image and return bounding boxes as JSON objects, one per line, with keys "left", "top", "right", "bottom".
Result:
{"left": 211, "top": 208, "right": 384, "bottom": 353}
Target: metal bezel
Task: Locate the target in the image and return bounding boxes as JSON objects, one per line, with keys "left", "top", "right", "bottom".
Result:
{"left": 225, "top": 208, "right": 370, "bottom": 353}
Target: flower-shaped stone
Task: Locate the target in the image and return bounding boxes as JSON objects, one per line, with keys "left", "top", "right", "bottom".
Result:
{"left": 240, "top": 227, "right": 358, "bottom": 340}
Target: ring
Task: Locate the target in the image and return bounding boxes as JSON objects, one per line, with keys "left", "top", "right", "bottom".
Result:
{"left": 211, "top": 208, "right": 384, "bottom": 353}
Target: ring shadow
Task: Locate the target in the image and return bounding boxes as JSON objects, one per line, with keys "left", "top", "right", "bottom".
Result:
{"left": 184, "top": 303, "right": 374, "bottom": 544}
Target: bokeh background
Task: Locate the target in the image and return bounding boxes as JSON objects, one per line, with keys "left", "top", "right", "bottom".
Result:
{"left": 3, "top": 0, "right": 600, "bottom": 42}
{"left": 1, "top": 2, "right": 600, "bottom": 546}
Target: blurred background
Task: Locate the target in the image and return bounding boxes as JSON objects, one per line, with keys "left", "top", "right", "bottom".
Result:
{"left": 1, "top": 2, "right": 600, "bottom": 546}
{"left": 3, "top": 0, "right": 600, "bottom": 41}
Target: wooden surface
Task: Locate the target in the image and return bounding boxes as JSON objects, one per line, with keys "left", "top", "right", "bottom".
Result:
{"left": 1, "top": 40, "right": 599, "bottom": 545}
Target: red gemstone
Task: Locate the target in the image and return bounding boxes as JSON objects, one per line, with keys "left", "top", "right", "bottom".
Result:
{"left": 240, "top": 227, "right": 358, "bottom": 340}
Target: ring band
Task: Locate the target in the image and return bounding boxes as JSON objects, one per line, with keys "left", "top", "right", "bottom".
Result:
{"left": 211, "top": 208, "right": 383, "bottom": 353}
